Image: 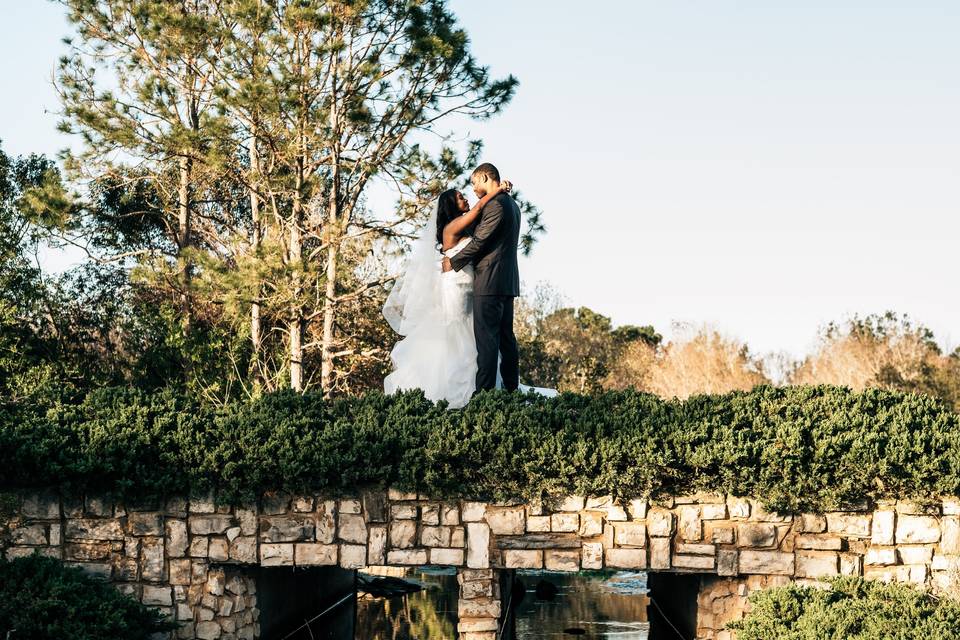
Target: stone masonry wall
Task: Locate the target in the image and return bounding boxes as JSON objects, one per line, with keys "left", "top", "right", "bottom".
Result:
{"left": 3, "top": 488, "right": 960, "bottom": 639}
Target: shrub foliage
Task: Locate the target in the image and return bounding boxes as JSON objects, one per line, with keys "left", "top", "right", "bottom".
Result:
{"left": 729, "top": 577, "right": 960, "bottom": 640}
{"left": 0, "top": 554, "right": 175, "bottom": 639}
{"left": 2, "top": 385, "right": 959, "bottom": 512}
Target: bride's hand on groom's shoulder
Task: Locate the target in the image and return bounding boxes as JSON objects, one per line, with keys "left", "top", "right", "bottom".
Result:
{"left": 500, "top": 180, "right": 513, "bottom": 194}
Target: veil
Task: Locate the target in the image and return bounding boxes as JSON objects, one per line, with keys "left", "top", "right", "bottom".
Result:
{"left": 382, "top": 205, "right": 444, "bottom": 337}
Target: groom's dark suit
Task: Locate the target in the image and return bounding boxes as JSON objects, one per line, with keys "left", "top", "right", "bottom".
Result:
{"left": 449, "top": 191, "right": 520, "bottom": 392}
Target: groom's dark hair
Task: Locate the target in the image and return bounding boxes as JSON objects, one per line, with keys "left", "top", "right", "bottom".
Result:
{"left": 472, "top": 163, "right": 500, "bottom": 183}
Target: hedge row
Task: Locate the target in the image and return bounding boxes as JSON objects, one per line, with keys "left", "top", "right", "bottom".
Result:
{"left": 729, "top": 577, "right": 960, "bottom": 639}
{"left": 0, "top": 554, "right": 175, "bottom": 639}
{"left": 2, "top": 385, "right": 959, "bottom": 512}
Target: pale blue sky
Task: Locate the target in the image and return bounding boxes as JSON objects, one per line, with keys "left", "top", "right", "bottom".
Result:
{"left": 3, "top": 1, "right": 958, "bottom": 360}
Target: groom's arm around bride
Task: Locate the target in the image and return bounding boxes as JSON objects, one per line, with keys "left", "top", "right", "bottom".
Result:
{"left": 442, "top": 163, "right": 521, "bottom": 393}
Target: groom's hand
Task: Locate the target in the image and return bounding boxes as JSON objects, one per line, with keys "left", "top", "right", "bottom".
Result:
{"left": 442, "top": 256, "right": 452, "bottom": 272}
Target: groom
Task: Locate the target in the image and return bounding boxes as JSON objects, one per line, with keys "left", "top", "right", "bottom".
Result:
{"left": 442, "top": 163, "right": 520, "bottom": 393}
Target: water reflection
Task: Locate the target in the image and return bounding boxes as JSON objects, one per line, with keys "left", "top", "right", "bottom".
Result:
{"left": 512, "top": 571, "right": 649, "bottom": 640}
{"left": 350, "top": 568, "right": 649, "bottom": 640}
{"left": 354, "top": 566, "right": 458, "bottom": 639}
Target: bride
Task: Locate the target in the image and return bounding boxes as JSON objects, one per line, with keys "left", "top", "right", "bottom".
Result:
{"left": 382, "top": 182, "right": 557, "bottom": 408}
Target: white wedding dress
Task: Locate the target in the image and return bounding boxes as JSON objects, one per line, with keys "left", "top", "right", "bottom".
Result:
{"left": 383, "top": 231, "right": 557, "bottom": 409}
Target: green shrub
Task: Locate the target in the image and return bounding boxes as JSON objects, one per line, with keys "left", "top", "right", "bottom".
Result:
{"left": 728, "top": 576, "right": 960, "bottom": 640}
{"left": 1, "top": 384, "right": 958, "bottom": 511}
{"left": 0, "top": 554, "right": 176, "bottom": 639}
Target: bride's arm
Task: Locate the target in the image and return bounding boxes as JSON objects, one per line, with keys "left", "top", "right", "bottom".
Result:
{"left": 442, "top": 181, "right": 512, "bottom": 244}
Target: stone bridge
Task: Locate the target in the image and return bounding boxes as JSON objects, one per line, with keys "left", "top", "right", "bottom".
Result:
{"left": 3, "top": 488, "right": 960, "bottom": 639}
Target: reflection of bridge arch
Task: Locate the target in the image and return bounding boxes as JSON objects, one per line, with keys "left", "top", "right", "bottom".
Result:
{"left": 5, "top": 488, "right": 959, "bottom": 638}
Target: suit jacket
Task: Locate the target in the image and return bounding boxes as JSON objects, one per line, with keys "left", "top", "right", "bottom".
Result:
{"left": 449, "top": 191, "right": 520, "bottom": 296}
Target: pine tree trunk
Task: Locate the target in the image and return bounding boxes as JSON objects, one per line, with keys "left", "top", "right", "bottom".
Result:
{"left": 178, "top": 154, "right": 192, "bottom": 334}
{"left": 288, "top": 175, "right": 304, "bottom": 392}
{"left": 248, "top": 131, "right": 263, "bottom": 385}
{"left": 321, "top": 48, "right": 341, "bottom": 395}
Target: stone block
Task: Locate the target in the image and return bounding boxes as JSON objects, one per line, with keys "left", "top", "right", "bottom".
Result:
{"left": 614, "top": 522, "right": 647, "bottom": 547}
{"left": 458, "top": 598, "right": 501, "bottom": 619}
{"left": 673, "top": 554, "right": 715, "bottom": 570}
{"left": 896, "top": 515, "right": 940, "bottom": 544}
{"left": 826, "top": 513, "right": 872, "bottom": 538}
{"left": 898, "top": 545, "right": 934, "bottom": 565}
{"left": 467, "top": 523, "right": 490, "bottom": 569}
{"left": 605, "top": 548, "right": 647, "bottom": 569}
{"left": 387, "top": 549, "right": 429, "bottom": 565}
{"left": 582, "top": 542, "right": 603, "bottom": 569}
{"left": 795, "top": 535, "right": 842, "bottom": 551}
{"left": 340, "top": 544, "right": 367, "bottom": 569}
{"left": 718, "top": 549, "right": 738, "bottom": 576}
{"left": 442, "top": 504, "right": 461, "bottom": 526}
{"left": 391, "top": 504, "right": 418, "bottom": 520}
{"left": 260, "top": 515, "right": 314, "bottom": 543}
{"left": 798, "top": 514, "right": 827, "bottom": 533}
{"left": 208, "top": 537, "right": 229, "bottom": 562}
{"left": 650, "top": 538, "right": 671, "bottom": 570}
{"left": 485, "top": 507, "right": 525, "bottom": 535}
{"left": 647, "top": 509, "right": 674, "bottom": 537}
{"left": 143, "top": 585, "right": 173, "bottom": 606}
{"left": 458, "top": 619, "right": 499, "bottom": 633}
{"left": 421, "top": 503, "right": 441, "bottom": 526}
{"left": 627, "top": 499, "right": 648, "bottom": 520}
{"left": 550, "top": 513, "right": 579, "bottom": 533}
{"left": 166, "top": 520, "right": 189, "bottom": 558}
{"left": 338, "top": 513, "right": 368, "bottom": 544}
{"left": 711, "top": 527, "right": 735, "bottom": 545}
{"left": 128, "top": 512, "right": 164, "bottom": 536}
{"left": 545, "top": 549, "right": 580, "bottom": 572}
{"left": 871, "top": 510, "right": 895, "bottom": 546}
{"left": 169, "top": 559, "right": 192, "bottom": 586}
{"left": 190, "top": 515, "right": 235, "bottom": 536}
{"left": 864, "top": 547, "right": 896, "bottom": 566}
{"left": 678, "top": 506, "right": 702, "bottom": 541}
{"left": 368, "top": 525, "right": 387, "bottom": 565}
{"left": 22, "top": 492, "right": 59, "bottom": 519}
{"left": 229, "top": 537, "right": 257, "bottom": 564}
{"left": 503, "top": 549, "right": 542, "bottom": 569}
{"left": 526, "top": 516, "right": 551, "bottom": 532}
{"left": 431, "top": 548, "right": 465, "bottom": 566}
{"left": 141, "top": 537, "right": 166, "bottom": 581}
{"left": 727, "top": 497, "right": 751, "bottom": 519}
{"left": 942, "top": 517, "right": 960, "bottom": 554}
{"left": 579, "top": 512, "right": 604, "bottom": 537}
{"left": 739, "top": 550, "right": 794, "bottom": 575}
{"left": 701, "top": 503, "right": 728, "bottom": 520}
{"left": 295, "top": 543, "right": 337, "bottom": 566}
{"left": 390, "top": 520, "right": 417, "bottom": 549}
{"left": 65, "top": 518, "right": 124, "bottom": 541}
{"left": 677, "top": 543, "right": 715, "bottom": 555}
{"left": 840, "top": 553, "right": 863, "bottom": 576}
{"left": 462, "top": 502, "right": 487, "bottom": 522}
{"left": 796, "top": 551, "right": 838, "bottom": 578}
{"left": 421, "top": 525, "right": 451, "bottom": 547}
{"left": 737, "top": 523, "right": 776, "bottom": 548}
{"left": 10, "top": 524, "right": 46, "bottom": 546}
{"left": 261, "top": 543, "right": 294, "bottom": 566}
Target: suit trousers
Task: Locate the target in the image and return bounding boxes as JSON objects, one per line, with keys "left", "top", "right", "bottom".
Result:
{"left": 473, "top": 294, "right": 519, "bottom": 392}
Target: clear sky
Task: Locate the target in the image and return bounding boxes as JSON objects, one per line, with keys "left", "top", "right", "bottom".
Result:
{"left": 2, "top": 1, "right": 958, "bottom": 360}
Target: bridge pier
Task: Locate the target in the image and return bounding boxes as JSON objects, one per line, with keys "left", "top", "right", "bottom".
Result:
{"left": 456, "top": 568, "right": 507, "bottom": 639}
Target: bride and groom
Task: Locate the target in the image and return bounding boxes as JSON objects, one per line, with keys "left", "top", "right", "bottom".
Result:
{"left": 382, "top": 163, "right": 556, "bottom": 408}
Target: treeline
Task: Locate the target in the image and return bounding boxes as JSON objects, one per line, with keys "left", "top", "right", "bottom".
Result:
{"left": 2, "top": 384, "right": 959, "bottom": 512}
{"left": 515, "top": 286, "right": 960, "bottom": 411}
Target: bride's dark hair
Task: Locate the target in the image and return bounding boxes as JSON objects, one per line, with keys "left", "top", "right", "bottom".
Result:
{"left": 436, "top": 189, "right": 460, "bottom": 248}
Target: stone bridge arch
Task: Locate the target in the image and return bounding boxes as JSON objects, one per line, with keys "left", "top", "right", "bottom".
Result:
{"left": 4, "top": 488, "right": 960, "bottom": 639}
